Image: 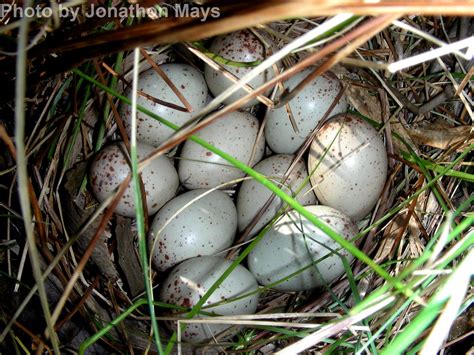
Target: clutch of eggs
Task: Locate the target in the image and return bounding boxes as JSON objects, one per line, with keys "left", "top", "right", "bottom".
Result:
{"left": 84, "top": 28, "right": 393, "bottom": 347}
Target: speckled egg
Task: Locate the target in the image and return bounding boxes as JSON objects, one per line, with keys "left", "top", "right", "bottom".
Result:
{"left": 265, "top": 68, "right": 348, "bottom": 154}
{"left": 236, "top": 154, "right": 317, "bottom": 237}
{"left": 159, "top": 256, "right": 259, "bottom": 342}
{"left": 120, "top": 64, "right": 208, "bottom": 147}
{"left": 247, "top": 205, "right": 357, "bottom": 292}
{"left": 178, "top": 111, "right": 265, "bottom": 189}
{"left": 89, "top": 142, "right": 179, "bottom": 217}
{"left": 204, "top": 30, "right": 276, "bottom": 108}
{"left": 149, "top": 189, "right": 237, "bottom": 271}
{"left": 308, "top": 113, "right": 388, "bottom": 220}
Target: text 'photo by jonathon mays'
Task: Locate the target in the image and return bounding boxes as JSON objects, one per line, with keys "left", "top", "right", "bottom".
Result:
{"left": 0, "top": 0, "right": 473, "bottom": 354}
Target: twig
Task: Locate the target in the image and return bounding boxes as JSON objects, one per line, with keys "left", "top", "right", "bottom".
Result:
{"left": 455, "top": 65, "right": 474, "bottom": 96}
{"left": 49, "top": 177, "right": 130, "bottom": 326}
{"left": 140, "top": 48, "right": 194, "bottom": 112}
{"left": 387, "top": 36, "right": 474, "bottom": 72}
{"left": 185, "top": 42, "right": 274, "bottom": 107}
{"left": 101, "top": 62, "right": 189, "bottom": 112}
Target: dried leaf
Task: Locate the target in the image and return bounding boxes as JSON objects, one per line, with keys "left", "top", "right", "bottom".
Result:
{"left": 345, "top": 82, "right": 414, "bottom": 150}
{"left": 62, "top": 162, "right": 119, "bottom": 281}
{"left": 62, "top": 165, "right": 166, "bottom": 352}
{"left": 447, "top": 307, "right": 474, "bottom": 341}
{"left": 345, "top": 83, "right": 383, "bottom": 121}
{"left": 406, "top": 119, "right": 474, "bottom": 151}
{"left": 115, "top": 216, "right": 144, "bottom": 298}
{"left": 374, "top": 210, "right": 409, "bottom": 262}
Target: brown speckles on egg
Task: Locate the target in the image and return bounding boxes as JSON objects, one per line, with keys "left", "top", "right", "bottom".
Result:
{"left": 181, "top": 298, "right": 191, "bottom": 308}
{"left": 158, "top": 256, "right": 259, "bottom": 343}
{"left": 236, "top": 154, "right": 317, "bottom": 237}
{"left": 149, "top": 189, "right": 237, "bottom": 272}
{"left": 119, "top": 64, "right": 208, "bottom": 147}
{"left": 178, "top": 111, "right": 265, "bottom": 190}
{"left": 265, "top": 68, "right": 348, "bottom": 154}
{"left": 247, "top": 206, "right": 357, "bottom": 292}
{"left": 308, "top": 113, "right": 388, "bottom": 220}
{"left": 89, "top": 142, "right": 179, "bottom": 217}
{"left": 204, "top": 30, "right": 276, "bottom": 108}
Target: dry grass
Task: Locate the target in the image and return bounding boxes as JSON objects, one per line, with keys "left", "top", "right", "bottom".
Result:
{"left": 0, "top": 1, "right": 473, "bottom": 354}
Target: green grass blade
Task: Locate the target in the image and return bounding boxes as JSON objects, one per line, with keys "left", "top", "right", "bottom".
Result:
{"left": 63, "top": 84, "right": 91, "bottom": 169}
{"left": 400, "top": 151, "right": 474, "bottom": 183}
{"left": 129, "top": 48, "right": 164, "bottom": 355}
{"left": 79, "top": 299, "right": 147, "bottom": 354}
{"left": 381, "top": 249, "right": 474, "bottom": 354}
{"left": 192, "top": 41, "right": 262, "bottom": 67}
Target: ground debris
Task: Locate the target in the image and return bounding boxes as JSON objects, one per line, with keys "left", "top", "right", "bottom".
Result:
{"left": 62, "top": 161, "right": 119, "bottom": 281}
{"left": 406, "top": 119, "right": 474, "bottom": 151}
{"left": 115, "top": 216, "right": 144, "bottom": 297}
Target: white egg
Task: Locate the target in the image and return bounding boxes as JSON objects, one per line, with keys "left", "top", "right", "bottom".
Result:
{"left": 120, "top": 64, "right": 208, "bottom": 147}
{"left": 178, "top": 111, "right": 265, "bottom": 189}
{"left": 247, "top": 205, "right": 357, "bottom": 292}
{"left": 149, "top": 189, "right": 237, "bottom": 271}
{"left": 204, "top": 30, "right": 276, "bottom": 108}
{"left": 308, "top": 113, "right": 388, "bottom": 220}
{"left": 265, "top": 68, "right": 348, "bottom": 154}
{"left": 236, "top": 154, "right": 317, "bottom": 237}
{"left": 159, "top": 256, "right": 259, "bottom": 343}
{"left": 89, "top": 142, "right": 179, "bottom": 217}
